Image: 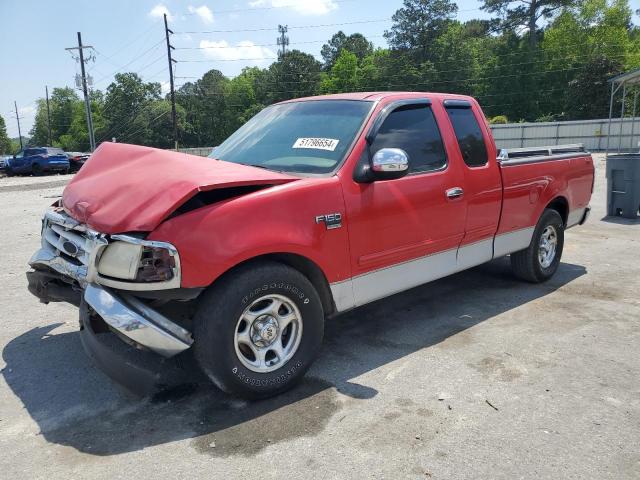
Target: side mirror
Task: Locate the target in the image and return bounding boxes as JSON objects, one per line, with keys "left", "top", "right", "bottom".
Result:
{"left": 371, "top": 148, "right": 409, "bottom": 180}
{"left": 353, "top": 148, "right": 410, "bottom": 183}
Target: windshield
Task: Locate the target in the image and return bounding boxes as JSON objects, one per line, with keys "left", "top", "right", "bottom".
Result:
{"left": 210, "top": 100, "right": 373, "bottom": 174}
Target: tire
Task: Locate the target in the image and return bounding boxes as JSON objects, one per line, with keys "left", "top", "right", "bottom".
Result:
{"left": 193, "top": 260, "right": 324, "bottom": 399}
{"left": 5, "top": 167, "right": 14, "bottom": 177}
{"left": 511, "top": 209, "right": 564, "bottom": 283}
{"left": 32, "top": 163, "right": 42, "bottom": 176}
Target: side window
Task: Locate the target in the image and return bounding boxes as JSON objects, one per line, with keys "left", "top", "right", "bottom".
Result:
{"left": 371, "top": 104, "right": 446, "bottom": 173}
{"left": 445, "top": 105, "right": 488, "bottom": 167}
{"left": 24, "top": 149, "right": 33, "bottom": 157}
{"left": 15, "top": 150, "right": 24, "bottom": 159}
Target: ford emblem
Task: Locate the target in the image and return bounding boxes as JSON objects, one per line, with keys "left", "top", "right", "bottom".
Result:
{"left": 62, "top": 240, "right": 79, "bottom": 257}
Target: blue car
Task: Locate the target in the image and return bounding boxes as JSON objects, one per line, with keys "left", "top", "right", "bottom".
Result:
{"left": 6, "top": 147, "right": 70, "bottom": 175}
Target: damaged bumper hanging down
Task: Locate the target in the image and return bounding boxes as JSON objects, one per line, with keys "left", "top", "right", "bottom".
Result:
{"left": 27, "top": 209, "right": 193, "bottom": 360}
{"left": 83, "top": 284, "right": 192, "bottom": 357}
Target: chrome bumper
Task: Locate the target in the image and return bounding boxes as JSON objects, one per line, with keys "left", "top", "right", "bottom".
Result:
{"left": 83, "top": 284, "right": 193, "bottom": 358}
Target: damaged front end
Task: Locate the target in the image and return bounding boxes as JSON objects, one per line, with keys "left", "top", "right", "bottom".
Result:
{"left": 27, "top": 208, "right": 200, "bottom": 394}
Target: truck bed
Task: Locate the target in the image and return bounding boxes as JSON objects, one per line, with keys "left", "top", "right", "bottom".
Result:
{"left": 495, "top": 144, "right": 594, "bottom": 255}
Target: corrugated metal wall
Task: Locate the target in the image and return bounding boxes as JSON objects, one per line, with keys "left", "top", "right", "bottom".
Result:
{"left": 490, "top": 117, "right": 640, "bottom": 151}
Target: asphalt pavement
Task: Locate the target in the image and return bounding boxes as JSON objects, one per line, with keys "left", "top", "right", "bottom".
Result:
{"left": 0, "top": 154, "right": 638, "bottom": 479}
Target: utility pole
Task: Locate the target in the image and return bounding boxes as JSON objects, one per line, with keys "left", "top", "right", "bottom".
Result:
{"left": 45, "top": 86, "right": 52, "bottom": 146}
{"left": 65, "top": 32, "right": 96, "bottom": 152}
{"left": 14, "top": 101, "right": 23, "bottom": 149}
{"left": 277, "top": 25, "right": 289, "bottom": 58}
{"left": 164, "top": 13, "right": 178, "bottom": 150}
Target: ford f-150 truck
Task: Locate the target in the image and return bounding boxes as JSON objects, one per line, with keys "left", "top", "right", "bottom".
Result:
{"left": 26, "top": 92, "right": 594, "bottom": 399}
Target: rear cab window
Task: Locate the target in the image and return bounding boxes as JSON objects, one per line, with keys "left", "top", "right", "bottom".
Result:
{"left": 444, "top": 100, "right": 488, "bottom": 167}
{"left": 370, "top": 103, "right": 447, "bottom": 174}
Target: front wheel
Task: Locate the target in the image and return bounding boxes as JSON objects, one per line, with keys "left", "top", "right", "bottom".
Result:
{"left": 32, "top": 163, "right": 42, "bottom": 176}
{"left": 194, "top": 261, "right": 324, "bottom": 399}
{"left": 511, "top": 209, "right": 564, "bottom": 283}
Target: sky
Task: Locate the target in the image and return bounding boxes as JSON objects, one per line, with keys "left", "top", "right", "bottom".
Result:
{"left": 1, "top": 0, "right": 637, "bottom": 138}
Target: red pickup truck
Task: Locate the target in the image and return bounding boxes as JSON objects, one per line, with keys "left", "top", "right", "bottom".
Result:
{"left": 27, "top": 92, "right": 594, "bottom": 399}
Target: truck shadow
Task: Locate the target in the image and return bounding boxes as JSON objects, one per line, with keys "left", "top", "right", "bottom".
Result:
{"left": 2, "top": 257, "right": 586, "bottom": 457}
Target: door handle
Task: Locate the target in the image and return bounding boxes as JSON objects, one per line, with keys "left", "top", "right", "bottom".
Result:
{"left": 446, "top": 187, "right": 464, "bottom": 199}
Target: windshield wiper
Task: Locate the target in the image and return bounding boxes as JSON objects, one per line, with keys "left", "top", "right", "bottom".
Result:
{"left": 245, "top": 164, "right": 285, "bottom": 173}
{"left": 245, "top": 163, "right": 270, "bottom": 170}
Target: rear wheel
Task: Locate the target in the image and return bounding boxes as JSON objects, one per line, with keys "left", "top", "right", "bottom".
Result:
{"left": 194, "top": 261, "right": 324, "bottom": 399}
{"left": 511, "top": 209, "right": 564, "bottom": 283}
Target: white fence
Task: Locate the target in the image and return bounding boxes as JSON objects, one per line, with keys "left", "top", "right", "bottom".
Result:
{"left": 490, "top": 117, "right": 640, "bottom": 151}
{"left": 176, "top": 147, "right": 213, "bottom": 157}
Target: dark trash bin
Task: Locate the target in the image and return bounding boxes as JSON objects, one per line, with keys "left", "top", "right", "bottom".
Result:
{"left": 606, "top": 153, "right": 640, "bottom": 219}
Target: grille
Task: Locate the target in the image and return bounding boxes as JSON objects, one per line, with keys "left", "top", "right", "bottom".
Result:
{"left": 41, "top": 210, "right": 99, "bottom": 277}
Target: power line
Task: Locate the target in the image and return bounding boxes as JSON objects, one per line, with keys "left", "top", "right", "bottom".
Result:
{"left": 181, "top": 0, "right": 360, "bottom": 15}
{"left": 120, "top": 109, "right": 170, "bottom": 144}
{"left": 91, "top": 38, "right": 166, "bottom": 88}
{"left": 174, "top": 35, "right": 385, "bottom": 50}
{"left": 176, "top": 18, "right": 391, "bottom": 35}
{"left": 172, "top": 49, "right": 627, "bottom": 89}
{"left": 173, "top": 61, "right": 625, "bottom": 98}
{"left": 88, "top": 23, "right": 159, "bottom": 73}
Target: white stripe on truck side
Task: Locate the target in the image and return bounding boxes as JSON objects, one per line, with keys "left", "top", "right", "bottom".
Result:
{"left": 330, "top": 228, "right": 535, "bottom": 312}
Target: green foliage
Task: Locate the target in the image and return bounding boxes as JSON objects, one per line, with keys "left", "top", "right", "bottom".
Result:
{"left": 384, "top": 0, "right": 459, "bottom": 63}
{"left": 22, "top": 0, "right": 640, "bottom": 151}
{"left": 489, "top": 115, "right": 509, "bottom": 124}
{"left": 29, "top": 99, "right": 50, "bottom": 146}
{"left": 0, "top": 115, "right": 12, "bottom": 154}
{"left": 481, "top": 0, "right": 577, "bottom": 48}
{"left": 321, "top": 31, "right": 374, "bottom": 69}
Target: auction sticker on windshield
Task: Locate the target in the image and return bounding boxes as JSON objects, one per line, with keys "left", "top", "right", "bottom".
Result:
{"left": 292, "top": 138, "right": 340, "bottom": 151}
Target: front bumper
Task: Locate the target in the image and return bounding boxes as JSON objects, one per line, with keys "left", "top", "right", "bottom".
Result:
{"left": 83, "top": 284, "right": 192, "bottom": 357}
{"left": 79, "top": 299, "right": 201, "bottom": 396}
{"left": 28, "top": 209, "right": 191, "bottom": 358}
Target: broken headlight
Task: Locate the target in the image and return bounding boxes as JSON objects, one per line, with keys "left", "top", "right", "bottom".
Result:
{"left": 97, "top": 236, "right": 179, "bottom": 284}
{"left": 136, "top": 245, "right": 176, "bottom": 282}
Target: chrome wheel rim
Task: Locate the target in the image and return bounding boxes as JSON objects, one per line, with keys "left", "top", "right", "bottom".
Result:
{"left": 538, "top": 225, "right": 558, "bottom": 268}
{"left": 234, "top": 294, "right": 303, "bottom": 373}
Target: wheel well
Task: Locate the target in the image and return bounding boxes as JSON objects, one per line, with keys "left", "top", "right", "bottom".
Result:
{"left": 222, "top": 253, "right": 336, "bottom": 316}
{"left": 546, "top": 197, "right": 568, "bottom": 226}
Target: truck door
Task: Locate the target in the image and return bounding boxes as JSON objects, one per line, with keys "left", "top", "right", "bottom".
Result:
{"left": 12, "top": 149, "right": 25, "bottom": 172}
{"left": 442, "top": 100, "right": 502, "bottom": 266}
{"left": 342, "top": 99, "right": 467, "bottom": 307}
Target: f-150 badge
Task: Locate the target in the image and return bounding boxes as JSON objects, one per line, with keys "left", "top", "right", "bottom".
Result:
{"left": 315, "top": 213, "right": 342, "bottom": 230}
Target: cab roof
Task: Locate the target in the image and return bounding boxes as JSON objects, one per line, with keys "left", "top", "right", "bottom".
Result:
{"left": 278, "top": 91, "right": 476, "bottom": 104}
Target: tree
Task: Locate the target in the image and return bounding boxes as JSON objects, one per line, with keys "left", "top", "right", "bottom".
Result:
{"left": 102, "top": 73, "right": 161, "bottom": 143}
{"left": 567, "top": 56, "right": 624, "bottom": 119}
{"left": 320, "top": 50, "right": 359, "bottom": 93}
{"left": 481, "top": 0, "right": 577, "bottom": 49}
{"left": 29, "top": 99, "right": 50, "bottom": 146}
{"left": 265, "top": 50, "right": 322, "bottom": 103}
{"left": 384, "top": 0, "right": 458, "bottom": 63}
{"left": 176, "top": 69, "right": 231, "bottom": 147}
{"left": 320, "top": 31, "right": 374, "bottom": 69}
{"left": 49, "top": 87, "right": 80, "bottom": 141}
{"left": 0, "top": 115, "right": 12, "bottom": 154}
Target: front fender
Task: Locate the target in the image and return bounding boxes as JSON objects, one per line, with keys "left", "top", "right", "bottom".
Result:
{"left": 147, "top": 177, "right": 350, "bottom": 289}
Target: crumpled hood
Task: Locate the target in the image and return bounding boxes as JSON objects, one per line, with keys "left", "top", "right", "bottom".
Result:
{"left": 62, "top": 143, "right": 296, "bottom": 233}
